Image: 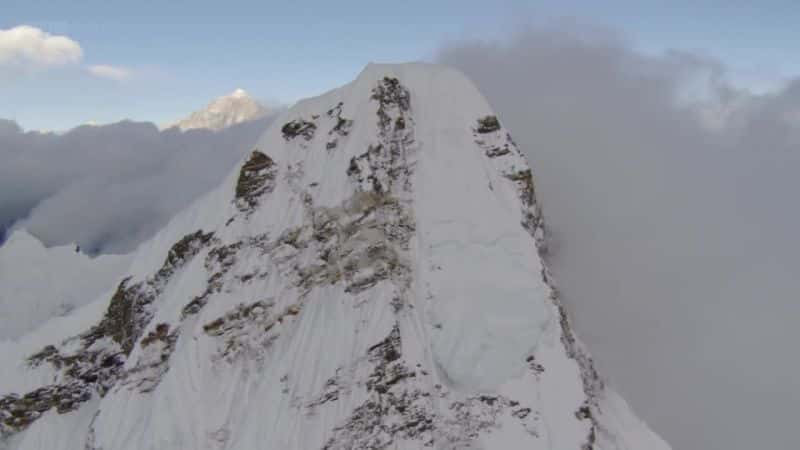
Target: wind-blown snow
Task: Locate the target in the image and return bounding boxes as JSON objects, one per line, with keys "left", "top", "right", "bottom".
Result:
{"left": 0, "top": 63, "right": 668, "bottom": 450}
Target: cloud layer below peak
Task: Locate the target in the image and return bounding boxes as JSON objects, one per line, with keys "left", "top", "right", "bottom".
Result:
{"left": 0, "top": 115, "right": 279, "bottom": 254}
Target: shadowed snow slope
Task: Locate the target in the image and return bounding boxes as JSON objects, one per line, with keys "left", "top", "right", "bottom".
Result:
{"left": 0, "top": 230, "right": 132, "bottom": 340}
{"left": 0, "top": 63, "right": 669, "bottom": 450}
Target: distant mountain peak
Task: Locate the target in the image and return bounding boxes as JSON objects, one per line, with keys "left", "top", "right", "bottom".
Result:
{"left": 230, "top": 88, "right": 248, "bottom": 98}
{"left": 165, "top": 88, "right": 270, "bottom": 132}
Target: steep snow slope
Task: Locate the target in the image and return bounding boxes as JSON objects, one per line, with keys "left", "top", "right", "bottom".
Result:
{"left": 0, "top": 63, "right": 669, "bottom": 450}
{"left": 0, "top": 230, "right": 132, "bottom": 340}
{"left": 166, "top": 89, "right": 269, "bottom": 132}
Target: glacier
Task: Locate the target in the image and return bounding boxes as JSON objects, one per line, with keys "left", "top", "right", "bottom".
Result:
{"left": 0, "top": 63, "right": 669, "bottom": 450}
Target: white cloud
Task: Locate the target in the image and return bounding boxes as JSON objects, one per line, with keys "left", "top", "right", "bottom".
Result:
{"left": 0, "top": 25, "right": 83, "bottom": 68}
{"left": 87, "top": 64, "right": 132, "bottom": 81}
{"left": 0, "top": 26, "right": 136, "bottom": 82}
{"left": 440, "top": 28, "right": 800, "bottom": 450}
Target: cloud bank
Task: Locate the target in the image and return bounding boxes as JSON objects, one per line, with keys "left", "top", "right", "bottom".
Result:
{"left": 0, "top": 116, "right": 278, "bottom": 253}
{"left": 0, "top": 25, "right": 83, "bottom": 68}
{"left": 439, "top": 27, "right": 800, "bottom": 450}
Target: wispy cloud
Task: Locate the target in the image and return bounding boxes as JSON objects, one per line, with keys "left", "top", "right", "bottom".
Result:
{"left": 0, "top": 25, "right": 82, "bottom": 68}
{"left": 0, "top": 25, "right": 135, "bottom": 83}
{"left": 87, "top": 64, "right": 132, "bottom": 81}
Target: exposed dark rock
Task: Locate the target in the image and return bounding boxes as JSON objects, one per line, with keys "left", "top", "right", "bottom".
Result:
{"left": 525, "top": 355, "right": 545, "bottom": 374}
{"left": 556, "top": 302, "right": 603, "bottom": 399}
{"left": 476, "top": 115, "right": 501, "bottom": 133}
{"left": 27, "top": 345, "right": 59, "bottom": 366}
{"left": 307, "top": 376, "right": 341, "bottom": 409}
{"left": 503, "top": 168, "right": 546, "bottom": 253}
{"left": 583, "top": 426, "right": 597, "bottom": 450}
{"left": 2, "top": 229, "right": 215, "bottom": 438}
{"left": 576, "top": 405, "right": 592, "bottom": 420}
{"left": 88, "top": 230, "right": 213, "bottom": 354}
{"left": 278, "top": 189, "right": 413, "bottom": 297}
{"left": 140, "top": 323, "right": 172, "bottom": 348}
{"left": 202, "top": 300, "right": 273, "bottom": 337}
{"left": 182, "top": 270, "right": 226, "bottom": 317}
{"left": 86, "top": 277, "right": 149, "bottom": 354}
{"left": 323, "top": 324, "right": 435, "bottom": 449}
{"left": 369, "top": 324, "right": 400, "bottom": 360}
{"left": 206, "top": 240, "right": 243, "bottom": 271}
{"left": 282, "top": 119, "right": 316, "bottom": 141}
{"left": 327, "top": 102, "right": 354, "bottom": 137}
{"left": 485, "top": 145, "right": 511, "bottom": 158}
{"left": 3, "top": 343, "right": 124, "bottom": 438}
{"left": 159, "top": 230, "right": 215, "bottom": 277}
{"left": 201, "top": 300, "right": 299, "bottom": 361}
{"left": 371, "top": 77, "right": 411, "bottom": 114}
{"left": 504, "top": 169, "right": 535, "bottom": 207}
{"left": 346, "top": 77, "right": 415, "bottom": 200}
{"left": 0, "top": 383, "right": 92, "bottom": 434}
{"left": 324, "top": 104, "right": 354, "bottom": 150}
{"left": 123, "top": 324, "right": 179, "bottom": 393}
{"left": 182, "top": 235, "right": 272, "bottom": 318}
{"left": 235, "top": 150, "right": 277, "bottom": 211}
{"left": 513, "top": 407, "right": 532, "bottom": 419}
{"left": 24, "top": 346, "right": 124, "bottom": 397}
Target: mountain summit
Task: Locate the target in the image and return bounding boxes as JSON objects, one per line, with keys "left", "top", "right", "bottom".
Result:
{"left": 166, "top": 88, "right": 269, "bottom": 132}
{"left": 0, "top": 63, "right": 669, "bottom": 449}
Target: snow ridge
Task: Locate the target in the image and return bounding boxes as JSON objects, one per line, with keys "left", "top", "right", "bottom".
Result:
{"left": 0, "top": 63, "right": 669, "bottom": 450}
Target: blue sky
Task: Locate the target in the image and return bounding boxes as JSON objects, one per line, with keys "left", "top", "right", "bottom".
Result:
{"left": 3, "top": 0, "right": 799, "bottom": 130}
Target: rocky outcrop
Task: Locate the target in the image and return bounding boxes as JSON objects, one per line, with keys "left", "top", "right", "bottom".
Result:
{"left": 282, "top": 119, "right": 317, "bottom": 141}
{"left": 1, "top": 230, "right": 214, "bottom": 439}
{"left": 1, "top": 384, "right": 91, "bottom": 434}
{"left": 476, "top": 115, "right": 501, "bottom": 134}
{"left": 235, "top": 150, "right": 277, "bottom": 212}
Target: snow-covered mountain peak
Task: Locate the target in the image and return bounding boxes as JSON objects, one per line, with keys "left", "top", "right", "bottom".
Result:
{"left": 0, "top": 63, "right": 669, "bottom": 450}
{"left": 165, "top": 88, "right": 269, "bottom": 132}
{"left": 230, "top": 88, "right": 248, "bottom": 98}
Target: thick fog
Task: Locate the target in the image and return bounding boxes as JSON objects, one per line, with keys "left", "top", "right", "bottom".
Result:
{"left": 0, "top": 116, "right": 276, "bottom": 253}
{"left": 440, "top": 27, "right": 800, "bottom": 450}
